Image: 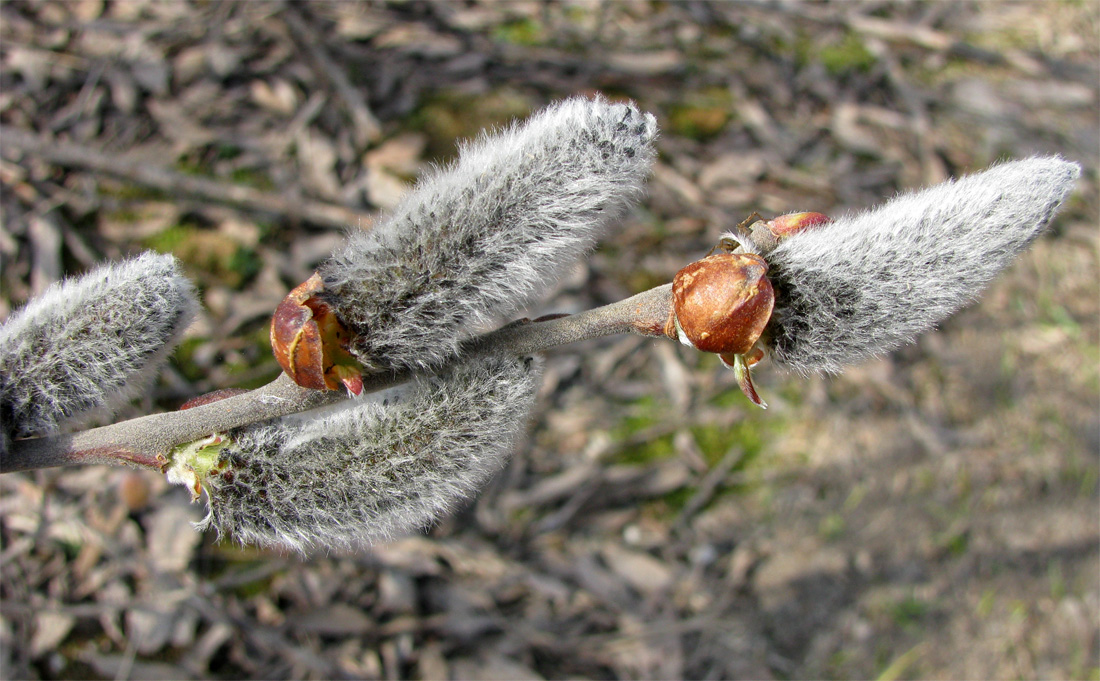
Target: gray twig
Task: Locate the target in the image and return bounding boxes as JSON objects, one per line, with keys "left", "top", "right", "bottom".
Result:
{"left": 2, "top": 285, "right": 673, "bottom": 474}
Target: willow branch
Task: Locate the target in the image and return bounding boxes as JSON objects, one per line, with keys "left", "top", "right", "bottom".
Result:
{"left": 2, "top": 285, "right": 672, "bottom": 474}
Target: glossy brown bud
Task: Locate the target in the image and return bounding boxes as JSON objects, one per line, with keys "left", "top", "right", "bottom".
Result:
{"left": 271, "top": 273, "right": 364, "bottom": 393}
{"left": 669, "top": 253, "right": 775, "bottom": 356}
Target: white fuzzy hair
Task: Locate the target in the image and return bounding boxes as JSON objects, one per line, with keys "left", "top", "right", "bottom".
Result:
{"left": 320, "top": 97, "right": 657, "bottom": 371}
{"left": 764, "top": 156, "right": 1081, "bottom": 374}
{"left": 199, "top": 355, "right": 542, "bottom": 553}
{"left": 0, "top": 252, "right": 198, "bottom": 451}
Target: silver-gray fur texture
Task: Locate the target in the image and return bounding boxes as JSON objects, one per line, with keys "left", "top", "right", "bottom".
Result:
{"left": 320, "top": 97, "right": 657, "bottom": 372}
{"left": 0, "top": 252, "right": 198, "bottom": 451}
{"left": 200, "top": 355, "right": 542, "bottom": 553}
{"left": 763, "top": 156, "right": 1080, "bottom": 374}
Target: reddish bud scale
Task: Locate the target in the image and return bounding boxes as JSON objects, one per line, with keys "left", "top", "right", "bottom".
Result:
{"left": 670, "top": 213, "right": 828, "bottom": 409}
{"left": 670, "top": 253, "right": 775, "bottom": 356}
{"left": 271, "top": 273, "right": 364, "bottom": 393}
{"left": 736, "top": 211, "right": 832, "bottom": 255}
{"left": 271, "top": 273, "right": 329, "bottom": 390}
{"left": 765, "top": 211, "right": 831, "bottom": 238}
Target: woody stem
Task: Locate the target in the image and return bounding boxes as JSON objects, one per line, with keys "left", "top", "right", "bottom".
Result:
{"left": 2, "top": 285, "right": 673, "bottom": 474}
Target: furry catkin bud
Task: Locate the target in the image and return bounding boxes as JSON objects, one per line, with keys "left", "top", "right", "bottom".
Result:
{"left": 196, "top": 355, "right": 542, "bottom": 553}
{"left": 765, "top": 157, "right": 1080, "bottom": 374}
{"left": 320, "top": 97, "right": 658, "bottom": 372}
{"left": 0, "top": 253, "right": 198, "bottom": 450}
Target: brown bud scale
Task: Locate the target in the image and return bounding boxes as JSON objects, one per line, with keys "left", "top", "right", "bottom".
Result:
{"left": 271, "top": 273, "right": 330, "bottom": 390}
{"left": 271, "top": 273, "right": 364, "bottom": 392}
{"left": 671, "top": 253, "right": 775, "bottom": 356}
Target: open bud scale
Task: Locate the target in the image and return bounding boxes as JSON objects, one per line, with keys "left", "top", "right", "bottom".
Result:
{"left": 271, "top": 273, "right": 364, "bottom": 394}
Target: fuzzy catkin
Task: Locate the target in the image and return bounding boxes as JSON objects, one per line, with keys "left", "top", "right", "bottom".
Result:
{"left": 200, "top": 355, "right": 542, "bottom": 553}
{"left": 0, "top": 253, "right": 198, "bottom": 450}
{"left": 320, "top": 97, "right": 657, "bottom": 372}
{"left": 765, "top": 157, "right": 1080, "bottom": 374}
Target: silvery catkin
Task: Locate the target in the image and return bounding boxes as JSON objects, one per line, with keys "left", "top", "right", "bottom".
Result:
{"left": 0, "top": 252, "right": 197, "bottom": 451}
{"left": 198, "top": 355, "right": 541, "bottom": 553}
{"left": 764, "top": 156, "right": 1080, "bottom": 374}
{"left": 320, "top": 97, "right": 657, "bottom": 372}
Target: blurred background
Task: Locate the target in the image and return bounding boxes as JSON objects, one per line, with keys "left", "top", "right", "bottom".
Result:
{"left": 1, "top": 2, "right": 1097, "bottom": 679}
